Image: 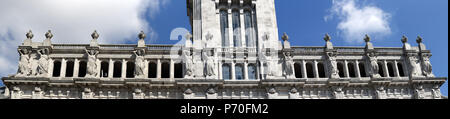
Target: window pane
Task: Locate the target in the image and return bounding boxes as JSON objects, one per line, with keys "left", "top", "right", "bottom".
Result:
{"left": 235, "top": 64, "right": 244, "bottom": 80}
{"left": 232, "top": 10, "right": 241, "bottom": 47}
{"left": 244, "top": 10, "right": 254, "bottom": 47}
{"left": 222, "top": 64, "right": 231, "bottom": 80}
{"left": 220, "top": 10, "right": 229, "bottom": 47}
{"left": 248, "top": 65, "right": 257, "bottom": 80}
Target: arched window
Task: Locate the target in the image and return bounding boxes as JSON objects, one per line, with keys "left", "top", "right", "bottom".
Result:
{"left": 78, "top": 61, "right": 87, "bottom": 77}
{"left": 65, "top": 61, "right": 74, "bottom": 77}
{"left": 337, "top": 62, "right": 345, "bottom": 78}
{"left": 52, "top": 61, "right": 61, "bottom": 77}
{"left": 220, "top": 9, "right": 229, "bottom": 47}
{"left": 387, "top": 62, "right": 395, "bottom": 77}
{"left": 175, "top": 63, "right": 183, "bottom": 78}
{"left": 113, "top": 61, "right": 122, "bottom": 78}
{"left": 248, "top": 64, "right": 257, "bottom": 80}
{"left": 232, "top": 9, "right": 242, "bottom": 47}
{"left": 100, "top": 61, "right": 109, "bottom": 78}
{"left": 317, "top": 62, "right": 326, "bottom": 78}
{"left": 378, "top": 62, "right": 385, "bottom": 77}
{"left": 126, "top": 62, "right": 135, "bottom": 78}
{"left": 222, "top": 64, "right": 231, "bottom": 80}
{"left": 148, "top": 62, "right": 157, "bottom": 78}
{"left": 306, "top": 62, "right": 314, "bottom": 78}
{"left": 294, "top": 63, "right": 302, "bottom": 78}
{"left": 397, "top": 63, "right": 405, "bottom": 77}
{"left": 348, "top": 63, "right": 356, "bottom": 78}
{"left": 359, "top": 62, "right": 367, "bottom": 77}
{"left": 161, "top": 62, "right": 170, "bottom": 78}
{"left": 235, "top": 64, "right": 244, "bottom": 80}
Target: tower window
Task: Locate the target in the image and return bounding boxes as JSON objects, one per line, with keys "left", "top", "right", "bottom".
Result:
{"left": 338, "top": 62, "right": 345, "bottom": 78}
{"left": 161, "top": 62, "right": 170, "bottom": 78}
{"left": 52, "top": 61, "right": 61, "bottom": 77}
{"left": 113, "top": 61, "right": 122, "bottom": 78}
{"left": 235, "top": 64, "right": 244, "bottom": 80}
{"left": 248, "top": 64, "right": 257, "bottom": 80}
{"left": 387, "top": 62, "right": 395, "bottom": 77}
{"left": 397, "top": 63, "right": 405, "bottom": 77}
{"left": 359, "top": 62, "right": 367, "bottom": 77}
{"left": 378, "top": 62, "right": 385, "bottom": 77}
{"left": 317, "top": 62, "right": 326, "bottom": 78}
{"left": 175, "top": 63, "right": 183, "bottom": 78}
{"left": 100, "top": 61, "right": 109, "bottom": 78}
{"left": 126, "top": 62, "right": 135, "bottom": 78}
{"left": 232, "top": 10, "right": 242, "bottom": 47}
{"left": 244, "top": 10, "right": 255, "bottom": 47}
{"left": 220, "top": 10, "right": 229, "bottom": 47}
{"left": 65, "top": 61, "right": 74, "bottom": 77}
{"left": 78, "top": 61, "right": 87, "bottom": 77}
{"left": 348, "top": 63, "right": 356, "bottom": 77}
{"left": 306, "top": 62, "right": 314, "bottom": 78}
{"left": 148, "top": 62, "right": 157, "bottom": 78}
{"left": 294, "top": 63, "right": 302, "bottom": 78}
{"left": 222, "top": 64, "right": 231, "bottom": 80}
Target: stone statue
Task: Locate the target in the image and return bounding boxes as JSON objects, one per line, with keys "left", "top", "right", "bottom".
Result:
{"left": 134, "top": 49, "right": 146, "bottom": 78}
{"left": 326, "top": 52, "right": 340, "bottom": 79}
{"left": 37, "top": 48, "right": 50, "bottom": 77}
{"left": 366, "top": 52, "right": 381, "bottom": 78}
{"left": 17, "top": 48, "right": 31, "bottom": 77}
{"left": 85, "top": 49, "right": 99, "bottom": 78}
{"left": 203, "top": 50, "right": 216, "bottom": 78}
{"left": 182, "top": 50, "right": 194, "bottom": 78}
{"left": 421, "top": 54, "right": 434, "bottom": 77}
{"left": 407, "top": 55, "right": 421, "bottom": 77}
{"left": 283, "top": 52, "right": 294, "bottom": 78}
{"left": 259, "top": 51, "right": 272, "bottom": 77}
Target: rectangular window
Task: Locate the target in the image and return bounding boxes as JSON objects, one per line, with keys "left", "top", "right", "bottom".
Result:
{"left": 244, "top": 10, "right": 254, "bottom": 47}
{"left": 220, "top": 10, "right": 229, "bottom": 47}
{"left": 232, "top": 10, "right": 241, "bottom": 47}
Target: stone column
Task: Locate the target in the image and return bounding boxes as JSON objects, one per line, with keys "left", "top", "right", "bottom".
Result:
{"left": 60, "top": 58, "right": 67, "bottom": 77}
{"left": 157, "top": 59, "right": 161, "bottom": 79}
{"left": 301, "top": 60, "right": 307, "bottom": 78}
{"left": 121, "top": 59, "right": 126, "bottom": 78}
{"left": 108, "top": 59, "right": 114, "bottom": 78}
{"left": 144, "top": 60, "right": 149, "bottom": 78}
{"left": 355, "top": 60, "right": 361, "bottom": 78}
{"left": 74, "top": 59, "right": 80, "bottom": 77}
{"left": 244, "top": 61, "right": 249, "bottom": 80}
{"left": 218, "top": 62, "right": 223, "bottom": 80}
{"left": 240, "top": 9, "right": 246, "bottom": 47}
{"left": 228, "top": 9, "right": 233, "bottom": 47}
{"left": 170, "top": 59, "right": 175, "bottom": 79}
{"left": 231, "top": 62, "right": 236, "bottom": 80}
{"left": 344, "top": 60, "right": 349, "bottom": 78}
{"left": 313, "top": 60, "right": 319, "bottom": 78}
{"left": 394, "top": 60, "right": 400, "bottom": 77}
{"left": 383, "top": 60, "right": 389, "bottom": 77}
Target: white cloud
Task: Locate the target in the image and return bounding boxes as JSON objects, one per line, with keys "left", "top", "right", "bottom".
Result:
{"left": 0, "top": 0, "right": 169, "bottom": 77}
{"left": 326, "top": 0, "right": 392, "bottom": 44}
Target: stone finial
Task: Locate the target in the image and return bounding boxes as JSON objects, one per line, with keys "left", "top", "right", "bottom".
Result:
{"left": 324, "top": 33, "right": 331, "bottom": 42}
{"left": 45, "top": 30, "right": 53, "bottom": 39}
{"left": 26, "top": 30, "right": 34, "bottom": 39}
{"left": 364, "top": 34, "right": 371, "bottom": 42}
{"left": 138, "top": 31, "right": 146, "bottom": 40}
{"left": 185, "top": 32, "right": 193, "bottom": 41}
{"left": 416, "top": 36, "right": 423, "bottom": 44}
{"left": 401, "top": 35, "right": 408, "bottom": 43}
{"left": 282, "top": 32, "right": 289, "bottom": 41}
{"left": 91, "top": 30, "right": 99, "bottom": 39}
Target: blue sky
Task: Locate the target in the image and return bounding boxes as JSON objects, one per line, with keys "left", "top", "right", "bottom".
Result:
{"left": 0, "top": 0, "right": 447, "bottom": 96}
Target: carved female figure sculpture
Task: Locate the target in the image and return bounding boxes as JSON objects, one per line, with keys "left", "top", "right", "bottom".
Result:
{"left": 283, "top": 52, "right": 294, "bottom": 78}
{"left": 203, "top": 50, "right": 216, "bottom": 77}
{"left": 17, "top": 49, "right": 31, "bottom": 76}
{"left": 183, "top": 50, "right": 193, "bottom": 78}
{"left": 366, "top": 52, "right": 380, "bottom": 78}
{"left": 326, "top": 52, "right": 340, "bottom": 79}
{"left": 85, "top": 49, "right": 99, "bottom": 78}
{"left": 134, "top": 49, "right": 146, "bottom": 78}
{"left": 421, "top": 54, "right": 434, "bottom": 77}
{"left": 408, "top": 55, "right": 421, "bottom": 77}
{"left": 37, "top": 48, "right": 49, "bottom": 77}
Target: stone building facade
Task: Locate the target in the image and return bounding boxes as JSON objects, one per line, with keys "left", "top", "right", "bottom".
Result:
{"left": 1, "top": 0, "right": 447, "bottom": 99}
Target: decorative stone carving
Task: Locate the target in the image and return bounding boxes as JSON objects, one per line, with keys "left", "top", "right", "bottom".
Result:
{"left": 183, "top": 88, "right": 194, "bottom": 99}
{"left": 43, "top": 30, "right": 53, "bottom": 46}
{"left": 407, "top": 54, "right": 421, "bottom": 77}
{"left": 267, "top": 88, "right": 278, "bottom": 99}
{"left": 90, "top": 30, "right": 99, "bottom": 47}
{"left": 289, "top": 88, "right": 299, "bottom": 99}
{"left": 414, "top": 85, "right": 425, "bottom": 99}
{"left": 82, "top": 88, "right": 94, "bottom": 99}
{"left": 283, "top": 52, "right": 294, "bottom": 78}
{"left": 203, "top": 50, "right": 216, "bottom": 78}
{"left": 11, "top": 86, "right": 23, "bottom": 99}
{"left": 326, "top": 52, "right": 340, "bottom": 79}
{"left": 32, "top": 87, "right": 44, "bottom": 99}
{"left": 432, "top": 85, "right": 442, "bottom": 99}
{"left": 421, "top": 53, "right": 434, "bottom": 77}
{"left": 17, "top": 48, "right": 31, "bottom": 77}
{"left": 332, "top": 86, "right": 345, "bottom": 99}
{"left": 133, "top": 88, "right": 145, "bottom": 99}
{"left": 375, "top": 86, "right": 386, "bottom": 99}
{"left": 85, "top": 49, "right": 99, "bottom": 78}
{"left": 366, "top": 52, "right": 381, "bottom": 78}
{"left": 137, "top": 31, "right": 146, "bottom": 47}
{"left": 134, "top": 49, "right": 146, "bottom": 78}
{"left": 23, "top": 30, "right": 33, "bottom": 46}
{"left": 37, "top": 48, "right": 50, "bottom": 77}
